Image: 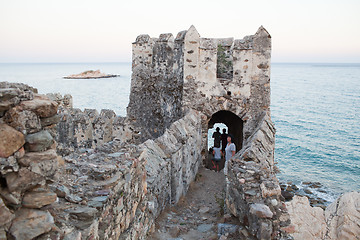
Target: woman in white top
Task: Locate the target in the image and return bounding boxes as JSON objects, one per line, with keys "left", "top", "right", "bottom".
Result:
{"left": 224, "top": 135, "right": 236, "bottom": 176}
{"left": 225, "top": 136, "right": 236, "bottom": 161}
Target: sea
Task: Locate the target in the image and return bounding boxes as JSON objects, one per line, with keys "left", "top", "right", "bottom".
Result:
{"left": 0, "top": 62, "right": 359, "bottom": 202}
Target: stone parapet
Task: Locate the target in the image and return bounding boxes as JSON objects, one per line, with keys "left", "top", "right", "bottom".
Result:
{"left": 226, "top": 112, "right": 291, "bottom": 239}
{"left": 55, "top": 105, "right": 132, "bottom": 156}
{"left": 35, "top": 109, "right": 202, "bottom": 239}
{"left": 0, "top": 82, "right": 203, "bottom": 240}
{"left": 0, "top": 82, "right": 60, "bottom": 239}
{"left": 140, "top": 109, "right": 202, "bottom": 216}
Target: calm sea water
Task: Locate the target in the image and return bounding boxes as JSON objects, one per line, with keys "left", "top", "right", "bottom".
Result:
{"left": 0, "top": 63, "right": 132, "bottom": 116}
{"left": 271, "top": 63, "right": 360, "bottom": 201}
{"left": 1, "top": 62, "right": 359, "bottom": 200}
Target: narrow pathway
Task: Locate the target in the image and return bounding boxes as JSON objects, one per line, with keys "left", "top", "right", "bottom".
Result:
{"left": 148, "top": 166, "right": 243, "bottom": 240}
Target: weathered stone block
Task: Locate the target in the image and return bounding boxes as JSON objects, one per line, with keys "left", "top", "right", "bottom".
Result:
{"left": 25, "top": 130, "right": 54, "bottom": 152}
{"left": 5, "top": 168, "right": 44, "bottom": 193}
{"left": 4, "top": 108, "right": 42, "bottom": 134}
{"left": 9, "top": 208, "right": 54, "bottom": 240}
{"left": 0, "top": 187, "right": 21, "bottom": 205}
{"left": 249, "top": 203, "right": 273, "bottom": 218}
{"left": 18, "top": 149, "right": 57, "bottom": 167}
{"left": 22, "top": 188, "right": 57, "bottom": 208}
{"left": 260, "top": 182, "right": 281, "bottom": 198}
{"left": 68, "top": 206, "right": 98, "bottom": 221}
{"left": 40, "top": 114, "right": 61, "bottom": 127}
{"left": 52, "top": 184, "right": 70, "bottom": 198}
{"left": 19, "top": 95, "right": 58, "bottom": 118}
{"left": 0, "top": 197, "right": 14, "bottom": 227}
{"left": 0, "top": 123, "right": 25, "bottom": 158}
{"left": 0, "top": 88, "right": 22, "bottom": 112}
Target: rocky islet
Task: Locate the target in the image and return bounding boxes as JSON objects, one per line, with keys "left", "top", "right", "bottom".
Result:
{"left": 63, "top": 70, "right": 119, "bottom": 79}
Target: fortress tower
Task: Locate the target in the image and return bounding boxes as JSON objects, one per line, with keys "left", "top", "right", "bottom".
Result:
{"left": 127, "top": 25, "right": 272, "bottom": 155}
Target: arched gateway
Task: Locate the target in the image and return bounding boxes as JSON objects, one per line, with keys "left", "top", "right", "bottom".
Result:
{"left": 208, "top": 110, "right": 244, "bottom": 153}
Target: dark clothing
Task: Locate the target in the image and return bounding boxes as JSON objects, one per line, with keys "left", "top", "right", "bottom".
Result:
{"left": 212, "top": 131, "right": 221, "bottom": 148}
{"left": 221, "top": 133, "right": 228, "bottom": 151}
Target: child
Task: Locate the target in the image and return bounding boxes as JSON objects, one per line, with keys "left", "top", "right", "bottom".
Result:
{"left": 212, "top": 145, "right": 222, "bottom": 172}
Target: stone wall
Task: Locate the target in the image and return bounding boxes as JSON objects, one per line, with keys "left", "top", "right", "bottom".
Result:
{"left": 55, "top": 107, "right": 131, "bottom": 156}
{"left": 0, "top": 82, "right": 203, "bottom": 240}
{"left": 226, "top": 112, "right": 291, "bottom": 239}
{"left": 45, "top": 109, "right": 202, "bottom": 240}
{"left": 43, "top": 93, "right": 132, "bottom": 156}
{"left": 0, "top": 82, "right": 60, "bottom": 239}
{"left": 127, "top": 33, "right": 185, "bottom": 143}
{"left": 140, "top": 109, "right": 202, "bottom": 213}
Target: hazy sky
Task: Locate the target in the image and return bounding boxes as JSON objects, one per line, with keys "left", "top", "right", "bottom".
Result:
{"left": 1, "top": 0, "right": 359, "bottom": 63}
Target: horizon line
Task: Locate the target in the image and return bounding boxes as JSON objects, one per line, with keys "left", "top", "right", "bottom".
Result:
{"left": 0, "top": 61, "right": 359, "bottom": 64}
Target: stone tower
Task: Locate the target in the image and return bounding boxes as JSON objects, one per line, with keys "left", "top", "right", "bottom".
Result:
{"left": 127, "top": 25, "right": 271, "bottom": 153}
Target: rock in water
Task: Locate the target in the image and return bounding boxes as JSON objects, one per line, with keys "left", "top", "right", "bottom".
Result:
{"left": 9, "top": 209, "right": 54, "bottom": 239}
{"left": 0, "top": 123, "right": 25, "bottom": 158}
{"left": 64, "top": 70, "right": 119, "bottom": 79}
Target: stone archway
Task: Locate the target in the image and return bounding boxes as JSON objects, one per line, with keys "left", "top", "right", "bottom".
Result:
{"left": 208, "top": 110, "right": 244, "bottom": 151}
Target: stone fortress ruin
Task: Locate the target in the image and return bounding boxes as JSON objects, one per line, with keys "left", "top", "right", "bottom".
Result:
{"left": 0, "top": 26, "right": 358, "bottom": 240}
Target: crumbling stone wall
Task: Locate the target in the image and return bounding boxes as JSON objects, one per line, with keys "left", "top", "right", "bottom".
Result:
{"left": 44, "top": 93, "right": 132, "bottom": 156}
{"left": 0, "top": 82, "right": 60, "bottom": 239}
{"left": 127, "top": 33, "right": 185, "bottom": 143}
{"left": 0, "top": 82, "right": 203, "bottom": 240}
{"left": 55, "top": 107, "right": 131, "bottom": 156}
{"left": 226, "top": 112, "right": 291, "bottom": 239}
{"left": 140, "top": 109, "right": 202, "bottom": 212}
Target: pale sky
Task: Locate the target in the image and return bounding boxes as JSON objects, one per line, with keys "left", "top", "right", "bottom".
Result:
{"left": 1, "top": 0, "right": 359, "bottom": 63}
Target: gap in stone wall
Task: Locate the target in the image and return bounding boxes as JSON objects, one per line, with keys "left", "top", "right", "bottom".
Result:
{"left": 216, "top": 44, "right": 233, "bottom": 79}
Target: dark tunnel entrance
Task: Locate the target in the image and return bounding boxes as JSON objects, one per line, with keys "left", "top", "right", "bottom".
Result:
{"left": 206, "top": 110, "right": 244, "bottom": 171}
